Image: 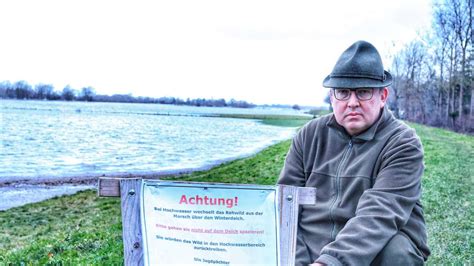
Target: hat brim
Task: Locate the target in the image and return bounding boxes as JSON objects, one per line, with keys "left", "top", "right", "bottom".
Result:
{"left": 322, "top": 70, "right": 392, "bottom": 89}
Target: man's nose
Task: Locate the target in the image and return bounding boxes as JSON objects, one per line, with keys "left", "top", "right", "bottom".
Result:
{"left": 347, "top": 91, "right": 360, "bottom": 107}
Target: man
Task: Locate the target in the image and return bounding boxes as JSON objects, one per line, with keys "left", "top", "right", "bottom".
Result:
{"left": 278, "top": 40, "right": 430, "bottom": 265}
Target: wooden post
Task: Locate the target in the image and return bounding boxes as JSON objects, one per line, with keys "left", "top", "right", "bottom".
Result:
{"left": 98, "top": 178, "right": 316, "bottom": 266}
{"left": 278, "top": 185, "right": 299, "bottom": 266}
{"left": 98, "top": 177, "right": 122, "bottom": 197}
{"left": 120, "top": 179, "right": 144, "bottom": 266}
{"left": 277, "top": 185, "right": 316, "bottom": 266}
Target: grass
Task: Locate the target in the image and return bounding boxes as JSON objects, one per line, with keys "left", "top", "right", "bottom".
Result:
{"left": 0, "top": 190, "right": 123, "bottom": 264}
{"left": 0, "top": 121, "right": 472, "bottom": 264}
{"left": 409, "top": 123, "right": 473, "bottom": 264}
{"left": 213, "top": 113, "right": 313, "bottom": 127}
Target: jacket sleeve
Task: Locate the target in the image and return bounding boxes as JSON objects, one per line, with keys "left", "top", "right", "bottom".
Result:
{"left": 316, "top": 129, "right": 424, "bottom": 266}
{"left": 278, "top": 127, "right": 314, "bottom": 266}
{"left": 277, "top": 128, "right": 306, "bottom": 187}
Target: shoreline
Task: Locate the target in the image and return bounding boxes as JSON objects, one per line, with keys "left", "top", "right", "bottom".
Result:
{"left": 0, "top": 141, "right": 290, "bottom": 211}
{"left": 0, "top": 170, "right": 198, "bottom": 211}
{"left": 0, "top": 163, "right": 234, "bottom": 211}
{"left": 0, "top": 155, "right": 260, "bottom": 187}
{"left": 0, "top": 166, "right": 231, "bottom": 211}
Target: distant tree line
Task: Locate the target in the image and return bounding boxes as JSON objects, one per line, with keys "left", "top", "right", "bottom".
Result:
{"left": 0, "top": 81, "right": 96, "bottom": 102}
{"left": 0, "top": 80, "right": 256, "bottom": 108}
{"left": 388, "top": 0, "right": 472, "bottom": 133}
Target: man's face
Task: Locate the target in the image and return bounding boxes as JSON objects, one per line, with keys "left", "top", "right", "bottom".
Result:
{"left": 330, "top": 87, "right": 389, "bottom": 136}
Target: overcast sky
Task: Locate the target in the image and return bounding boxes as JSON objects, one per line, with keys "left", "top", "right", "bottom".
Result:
{"left": 0, "top": 0, "right": 432, "bottom": 106}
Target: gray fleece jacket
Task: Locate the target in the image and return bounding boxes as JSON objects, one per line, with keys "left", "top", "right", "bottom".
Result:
{"left": 278, "top": 107, "right": 430, "bottom": 265}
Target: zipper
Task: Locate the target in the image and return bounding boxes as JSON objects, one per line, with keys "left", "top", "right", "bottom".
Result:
{"left": 329, "top": 139, "right": 353, "bottom": 240}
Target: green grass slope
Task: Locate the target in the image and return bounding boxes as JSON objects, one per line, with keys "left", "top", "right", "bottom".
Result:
{"left": 409, "top": 124, "right": 473, "bottom": 264}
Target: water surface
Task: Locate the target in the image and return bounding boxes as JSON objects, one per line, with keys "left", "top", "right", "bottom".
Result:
{"left": 1, "top": 100, "right": 301, "bottom": 182}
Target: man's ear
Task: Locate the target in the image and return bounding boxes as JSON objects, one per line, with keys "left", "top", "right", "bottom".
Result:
{"left": 329, "top": 89, "right": 335, "bottom": 105}
{"left": 380, "top": 87, "right": 389, "bottom": 107}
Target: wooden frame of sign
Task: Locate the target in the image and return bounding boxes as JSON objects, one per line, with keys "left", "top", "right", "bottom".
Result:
{"left": 98, "top": 177, "right": 316, "bottom": 266}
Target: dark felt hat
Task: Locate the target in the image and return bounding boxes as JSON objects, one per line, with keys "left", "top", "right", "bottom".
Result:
{"left": 322, "top": 40, "right": 392, "bottom": 89}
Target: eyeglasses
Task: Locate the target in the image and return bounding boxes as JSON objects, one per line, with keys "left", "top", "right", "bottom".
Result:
{"left": 333, "top": 88, "right": 376, "bottom": 101}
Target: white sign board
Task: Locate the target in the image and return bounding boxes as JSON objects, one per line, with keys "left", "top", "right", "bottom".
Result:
{"left": 140, "top": 180, "right": 280, "bottom": 265}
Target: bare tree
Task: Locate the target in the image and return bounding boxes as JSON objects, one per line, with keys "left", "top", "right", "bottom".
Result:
{"left": 35, "top": 84, "right": 55, "bottom": 100}
{"left": 436, "top": 0, "right": 473, "bottom": 129}
{"left": 391, "top": 41, "right": 428, "bottom": 123}
{"left": 79, "top": 86, "right": 96, "bottom": 101}
{"left": 412, "top": 0, "right": 474, "bottom": 131}
{"left": 62, "top": 85, "right": 76, "bottom": 101}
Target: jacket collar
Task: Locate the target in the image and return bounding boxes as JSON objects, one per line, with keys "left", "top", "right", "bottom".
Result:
{"left": 327, "top": 106, "right": 392, "bottom": 142}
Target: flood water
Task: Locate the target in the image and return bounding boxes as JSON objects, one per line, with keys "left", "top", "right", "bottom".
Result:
{"left": 1, "top": 100, "right": 302, "bottom": 183}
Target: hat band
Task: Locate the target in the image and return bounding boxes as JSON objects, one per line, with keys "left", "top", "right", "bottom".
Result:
{"left": 330, "top": 73, "right": 386, "bottom": 81}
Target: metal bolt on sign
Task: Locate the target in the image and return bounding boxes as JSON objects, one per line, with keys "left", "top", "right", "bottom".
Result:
{"left": 133, "top": 242, "right": 140, "bottom": 249}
